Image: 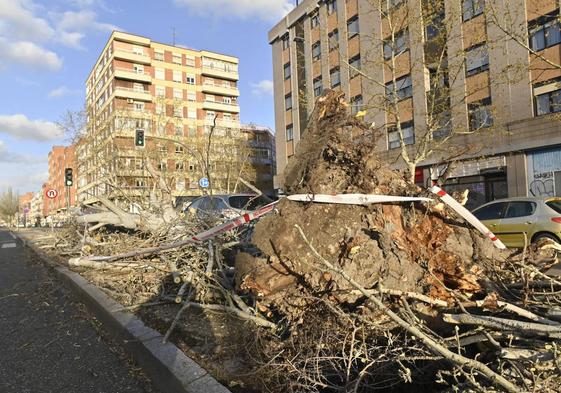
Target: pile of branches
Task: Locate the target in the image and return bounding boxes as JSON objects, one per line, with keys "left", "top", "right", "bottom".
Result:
{"left": 52, "top": 91, "right": 561, "bottom": 392}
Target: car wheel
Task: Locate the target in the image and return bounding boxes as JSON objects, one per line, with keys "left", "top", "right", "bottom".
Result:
{"left": 533, "top": 233, "right": 560, "bottom": 244}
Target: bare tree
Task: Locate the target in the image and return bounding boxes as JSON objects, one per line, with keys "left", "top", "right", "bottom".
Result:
{"left": 0, "top": 187, "right": 19, "bottom": 227}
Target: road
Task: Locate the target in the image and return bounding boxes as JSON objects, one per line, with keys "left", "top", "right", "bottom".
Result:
{"left": 0, "top": 228, "right": 159, "bottom": 393}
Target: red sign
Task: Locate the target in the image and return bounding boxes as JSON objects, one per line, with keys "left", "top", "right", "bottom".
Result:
{"left": 45, "top": 189, "right": 58, "bottom": 199}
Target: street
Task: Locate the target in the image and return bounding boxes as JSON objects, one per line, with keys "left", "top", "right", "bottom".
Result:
{"left": 0, "top": 229, "right": 158, "bottom": 393}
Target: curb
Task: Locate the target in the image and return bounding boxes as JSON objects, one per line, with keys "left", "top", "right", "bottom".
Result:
{"left": 15, "top": 231, "right": 232, "bottom": 393}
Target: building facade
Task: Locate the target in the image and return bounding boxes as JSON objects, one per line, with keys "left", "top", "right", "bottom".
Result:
{"left": 78, "top": 31, "right": 245, "bottom": 205}
{"left": 46, "top": 145, "right": 77, "bottom": 216}
{"left": 269, "top": 0, "right": 561, "bottom": 207}
{"left": 241, "top": 124, "right": 276, "bottom": 196}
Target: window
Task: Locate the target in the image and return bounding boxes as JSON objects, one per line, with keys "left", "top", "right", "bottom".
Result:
{"left": 158, "top": 161, "right": 167, "bottom": 171}
{"left": 285, "top": 94, "right": 292, "bottom": 110}
{"left": 348, "top": 16, "right": 359, "bottom": 39}
{"left": 135, "top": 179, "right": 146, "bottom": 188}
{"left": 284, "top": 63, "right": 291, "bottom": 79}
{"left": 186, "top": 74, "right": 195, "bottom": 85}
{"left": 462, "top": 0, "right": 484, "bottom": 21}
{"left": 312, "top": 41, "right": 321, "bottom": 61}
{"left": 133, "top": 102, "right": 145, "bottom": 112}
{"left": 175, "top": 145, "right": 184, "bottom": 154}
{"left": 327, "top": 0, "right": 337, "bottom": 15}
{"left": 465, "top": 44, "right": 489, "bottom": 76}
{"left": 155, "top": 68, "right": 165, "bottom": 80}
{"left": 286, "top": 124, "right": 294, "bottom": 141}
{"left": 173, "top": 70, "right": 182, "bottom": 82}
{"left": 310, "top": 11, "right": 320, "bottom": 28}
{"left": 350, "top": 95, "right": 363, "bottom": 115}
{"left": 282, "top": 34, "right": 290, "bottom": 50}
{"left": 504, "top": 202, "right": 537, "bottom": 219}
{"left": 223, "top": 97, "right": 232, "bottom": 104}
{"left": 175, "top": 125, "right": 183, "bottom": 136}
{"left": 387, "top": 0, "right": 405, "bottom": 9}
{"left": 133, "top": 64, "right": 144, "bottom": 74}
{"left": 132, "top": 46, "right": 143, "bottom": 55}
{"left": 188, "top": 126, "right": 196, "bottom": 136}
{"left": 383, "top": 30, "right": 409, "bottom": 60}
{"left": 176, "top": 162, "right": 185, "bottom": 170}
{"left": 349, "top": 54, "right": 361, "bottom": 78}
{"left": 535, "top": 86, "right": 561, "bottom": 115}
{"left": 133, "top": 83, "right": 144, "bottom": 92}
{"left": 188, "top": 108, "right": 197, "bottom": 119}
{"left": 174, "top": 106, "right": 183, "bottom": 118}
{"left": 206, "top": 111, "right": 216, "bottom": 120}
{"left": 425, "top": 12, "right": 445, "bottom": 41}
{"left": 329, "top": 29, "right": 339, "bottom": 51}
{"left": 330, "top": 67, "right": 341, "bottom": 87}
{"left": 473, "top": 202, "right": 507, "bottom": 220}
{"left": 223, "top": 113, "right": 232, "bottom": 120}
{"left": 187, "top": 91, "right": 196, "bottom": 101}
{"left": 529, "top": 15, "right": 561, "bottom": 51}
{"left": 388, "top": 122, "right": 415, "bottom": 149}
{"left": 172, "top": 53, "right": 182, "bottom": 64}
{"left": 206, "top": 94, "right": 215, "bottom": 102}
{"left": 154, "top": 50, "right": 164, "bottom": 61}
{"left": 313, "top": 77, "right": 323, "bottom": 97}
{"left": 386, "top": 74, "right": 413, "bottom": 101}
{"left": 156, "top": 102, "right": 165, "bottom": 115}
{"left": 468, "top": 97, "right": 493, "bottom": 130}
{"left": 173, "top": 88, "right": 183, "bottom": 99}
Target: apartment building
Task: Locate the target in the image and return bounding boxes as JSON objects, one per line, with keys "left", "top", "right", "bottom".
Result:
{"left": 78, "top": 31, "right": 243, "bottom": 205}
{"left": 46, "top": 145, "right": 77, "bottom": 216}
{"left": 270, "top": 0, "right": 561, "bottom": 207}
{"left": 241, "top": 124, "right": 276, "bottom": 195}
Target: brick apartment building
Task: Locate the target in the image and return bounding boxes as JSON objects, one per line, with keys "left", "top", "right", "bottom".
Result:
{"left": 78, "top": 31, "right": 263, "bottom": 206}
{"left": 241, "top": 124, "right": 276, "bottom": 195}
{"left": 269, "top": 0, "right": 561, "bottom": 208}
{"left": 45, "top": 145, "right": 77, "bottom": 216}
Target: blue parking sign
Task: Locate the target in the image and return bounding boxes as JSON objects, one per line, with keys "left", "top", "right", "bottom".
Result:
{"left": 199, "top": 177, "right": 209, "bottom": 188}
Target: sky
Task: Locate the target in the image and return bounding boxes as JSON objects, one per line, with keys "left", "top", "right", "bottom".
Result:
{"left": 0, "top": 0, "right": 296, "bottom": 194}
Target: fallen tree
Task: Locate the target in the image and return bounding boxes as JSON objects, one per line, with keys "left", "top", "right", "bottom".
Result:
{"left": 50, "top": 91, "right": 561, "bottom": 393}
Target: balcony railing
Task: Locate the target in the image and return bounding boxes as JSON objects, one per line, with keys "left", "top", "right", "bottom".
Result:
{"left": 114, "top": 67, "right": 150, "bottom": 76}
{"left": 115, "top": 86, "right": 150, "bottom": 94}
{"left": 203, "top": 82, "right": 237, "bottom": 90}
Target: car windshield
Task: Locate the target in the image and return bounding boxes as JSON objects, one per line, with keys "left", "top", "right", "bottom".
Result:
{"left": 546, "top": 200, "right": 561, "bottom": 214}
{"left": 228, "top": 195, "right": 270, "bottom": 210}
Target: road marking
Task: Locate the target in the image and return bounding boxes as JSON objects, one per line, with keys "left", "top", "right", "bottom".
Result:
{"left": 1, "top": 242, "right": 17, "bottom": 248}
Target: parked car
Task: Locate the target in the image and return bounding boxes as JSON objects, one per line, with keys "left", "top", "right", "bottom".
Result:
{"left": 471, "top": 197, "right": 561, "bottom": 248}
{"left": 185, "top": 194, "right": 272, "bottom": 220}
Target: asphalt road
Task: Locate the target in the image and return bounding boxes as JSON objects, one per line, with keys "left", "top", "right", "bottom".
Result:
{"left": 0, "top": 228, "right": 159, "bottom": 393}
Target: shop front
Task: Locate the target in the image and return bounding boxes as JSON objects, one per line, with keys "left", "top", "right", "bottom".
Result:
{"left": 527, "top": 147, "right": 561, "bottom": 197}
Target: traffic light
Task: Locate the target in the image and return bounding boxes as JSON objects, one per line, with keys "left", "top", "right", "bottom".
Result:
{"left": 135, "top": 129, "right": 145, "bottom": 147}
{"left": 64, "top": 168, "right": 73, "bottom": 187}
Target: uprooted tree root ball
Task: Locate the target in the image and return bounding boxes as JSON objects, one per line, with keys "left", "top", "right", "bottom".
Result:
{"left": 235, "top": 91, "right": 561, "bottom": 392}
{"left": 44, "top": 90, "right": 561, "bottom": 393}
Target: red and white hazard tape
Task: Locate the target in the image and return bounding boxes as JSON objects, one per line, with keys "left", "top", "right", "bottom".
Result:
{"left": 430, "top": 185, "right": 506, "bottom": 249}
{"left": 288, "top": 194, "right": 432, "bottom": 205}
{"left": 190, "top": 201, "right": 279, "bottom": 242}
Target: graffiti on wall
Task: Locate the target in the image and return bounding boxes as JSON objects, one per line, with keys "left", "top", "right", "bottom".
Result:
{"left": 529, "top": 171, "right": 555, "bottom": 197}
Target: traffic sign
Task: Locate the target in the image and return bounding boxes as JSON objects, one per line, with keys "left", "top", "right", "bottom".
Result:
{"left": 45, "top": 189, "right": 58, "bottom": 199}
{"left": 199, "top": 177, "right": 209, "bottom": 188}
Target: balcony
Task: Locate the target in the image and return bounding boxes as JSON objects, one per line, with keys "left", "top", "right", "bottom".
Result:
{"left": 202, "top": 100, "right": 240, "bottom": 113}
{"left": 202, "top": 82, "right": 240, "bottom": 97}
{"left": 115, "top": 86, "right": 153, "bottom": 102}
{"left": 114, "top": 48, "right": 151, "bottom": 65}
{"left": 201, "top": 66, "right": 238, "bottom": 81}
{"left": 114, "top": 67, "right": 152, "bottom": 83}
{"left": 204, "top": 118, "right": 240, "bottom": 128}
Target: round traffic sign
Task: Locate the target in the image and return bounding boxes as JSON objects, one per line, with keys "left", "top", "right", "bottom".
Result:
{"left": 199, "top": 177, "right": 209, "bottom": 188}
{"left": 45, "top": 189, "right": 58, "bottom": 199}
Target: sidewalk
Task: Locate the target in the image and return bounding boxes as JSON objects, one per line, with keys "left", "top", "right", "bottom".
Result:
{"left": 0, "top": 229, "right": 159, "bottom": 393}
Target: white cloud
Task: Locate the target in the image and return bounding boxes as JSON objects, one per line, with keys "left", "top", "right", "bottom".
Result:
{"left": 0, "top": 140, "right": 44, "bottom": 163}
{"left": 251, "top": 80, "right": 274, "bottom": 96}
{"left": 0, "top": 0, "right": 55, "bottom": 42}
{"left": 174, "top": 0, "right": 294, "bottom": 22}
{"left": 48, "top": 86, "right": 81, "bottom": 99}
{"left": 0, "top": 114, "right": 63, "bottom": 141}
{"left": 0, "top": 39, "right": 62, "bottom": 70}
{"left": 57, "top": 10, "right": 116, "bottom": 33}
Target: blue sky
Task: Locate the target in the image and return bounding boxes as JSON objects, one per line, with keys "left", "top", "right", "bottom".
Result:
{"left": 0, "top": 0, "right": 294, "bottom": 194}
